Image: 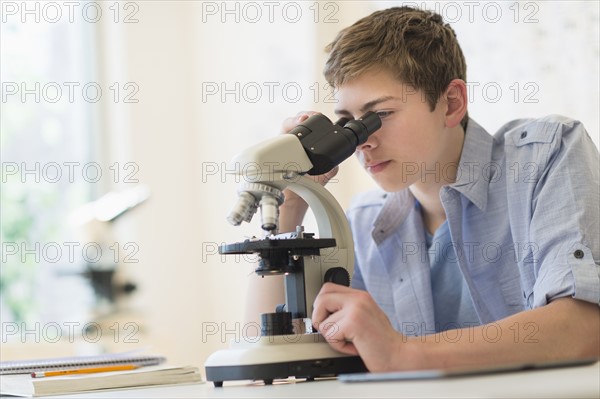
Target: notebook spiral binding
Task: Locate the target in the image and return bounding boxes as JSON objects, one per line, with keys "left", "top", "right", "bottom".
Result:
{"left": 0, "top": 354, "right": 166, "bottom": 375}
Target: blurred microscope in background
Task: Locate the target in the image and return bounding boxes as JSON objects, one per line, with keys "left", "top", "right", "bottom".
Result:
{"left": 68, "top": 185, "right": 150, "bottom": 345}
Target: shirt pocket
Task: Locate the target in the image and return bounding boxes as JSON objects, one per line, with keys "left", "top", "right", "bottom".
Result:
{"left": 510, "top": 122, "right": 558, "bottom": 147}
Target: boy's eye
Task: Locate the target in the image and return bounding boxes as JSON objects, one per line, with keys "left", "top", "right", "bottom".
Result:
{"left": 376, "top": 111, "right": 393, "bottom": 119}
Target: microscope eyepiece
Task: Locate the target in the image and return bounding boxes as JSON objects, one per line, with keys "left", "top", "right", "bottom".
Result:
{"left": 288, "top": 111, "right": 382, "bottom": 176}
{"left": 343, "top": 112, "right": 382, "bottom": 146}
{"left": 334, "top": 117, "right": 350, "bottom": 128}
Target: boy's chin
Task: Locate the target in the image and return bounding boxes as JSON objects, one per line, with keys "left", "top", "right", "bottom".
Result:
{"left": 373, "top": 179, "right": 409, "bottom": 193}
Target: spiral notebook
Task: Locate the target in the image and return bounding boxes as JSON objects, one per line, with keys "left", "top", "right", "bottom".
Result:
{"left": 0, "top": 365, "right": 203, "bottom": 397}
{"left": 0, "top": 353, "right": 203, "bottom": 396}
{"left": 0, "top": 352, "right": 166, "bottom": 375}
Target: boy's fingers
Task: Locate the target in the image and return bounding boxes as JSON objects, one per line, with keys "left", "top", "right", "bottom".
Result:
{"left": 281, "top": 111, "right": 320, "bottom": 133}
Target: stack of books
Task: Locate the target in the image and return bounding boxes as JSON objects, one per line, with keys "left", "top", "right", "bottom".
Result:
{"left": 0, "top": 352, "right": 203, "bottom": 397}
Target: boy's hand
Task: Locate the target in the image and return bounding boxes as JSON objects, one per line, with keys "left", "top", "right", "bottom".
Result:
{"left": 311, "top": 283, "right": 410, "bottom": 372}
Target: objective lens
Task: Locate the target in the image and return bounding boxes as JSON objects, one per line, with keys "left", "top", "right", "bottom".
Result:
{"left": 226, "top": 191, "right": 256, "bottom": 226}
{"left": 260, "top": 195, "right": 279, "bottom": 231}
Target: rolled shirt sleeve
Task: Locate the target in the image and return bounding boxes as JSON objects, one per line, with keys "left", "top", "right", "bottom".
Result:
{"left": 521, "top": 117, "right": 599, "bottom": 307}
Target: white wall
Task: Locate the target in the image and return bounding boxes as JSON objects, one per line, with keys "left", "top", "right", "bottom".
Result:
{"left": 98, "top": 1, "right": 599, "bottom": 368}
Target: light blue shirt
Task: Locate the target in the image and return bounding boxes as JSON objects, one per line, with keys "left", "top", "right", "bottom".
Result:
{"left": 348, "top": 115, "right": 600, "bottom": 336}
{"left": 425, "top": 218, "right": 480, "bottom": 332}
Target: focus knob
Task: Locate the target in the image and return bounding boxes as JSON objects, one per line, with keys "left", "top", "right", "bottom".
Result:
{"left": 324, "top": 267, "right": 350, "bottom": 287}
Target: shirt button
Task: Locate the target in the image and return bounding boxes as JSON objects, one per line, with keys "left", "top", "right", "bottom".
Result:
{"left": 521, "top": 131, "right": 528, "bottom": 139}
{"left": 574, "top": 249, "right": 584, "bottom": 259}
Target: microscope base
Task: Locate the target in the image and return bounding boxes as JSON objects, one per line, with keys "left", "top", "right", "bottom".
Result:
{"left": 206, "top": 355, "right": 366, "bottom": 387}
{"left": 204, "top": 334, "right": 367, "bottom": 387}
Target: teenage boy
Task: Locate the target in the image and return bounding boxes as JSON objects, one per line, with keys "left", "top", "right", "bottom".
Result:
{"left": 249, "top": 6, "right": 599, "bottom": 371}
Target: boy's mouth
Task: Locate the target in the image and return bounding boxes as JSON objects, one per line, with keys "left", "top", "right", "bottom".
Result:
{"left": 366, "top": 160, "right": 391, "bottom": 174}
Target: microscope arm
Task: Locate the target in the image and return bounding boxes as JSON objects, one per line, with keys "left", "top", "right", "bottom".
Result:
{"left": 262, "top": 174, "right": 355, "bottom": 319}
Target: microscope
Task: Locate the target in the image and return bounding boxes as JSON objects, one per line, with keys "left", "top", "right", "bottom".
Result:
{"left": 204, "top": 112, "right": 381, "bottom": 387}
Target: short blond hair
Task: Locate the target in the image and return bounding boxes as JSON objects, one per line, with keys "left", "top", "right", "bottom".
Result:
{"left": 324, "top": 7, "right": 468, "bottom": 127}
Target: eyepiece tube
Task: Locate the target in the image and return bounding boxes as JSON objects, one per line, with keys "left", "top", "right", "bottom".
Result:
{"left": 334, "top": 117, "right": 350, "bottom": 127}
{"left": 343, "top": 111, "right": 382, "bottom": 145}
{"left": 289, "top": 111, "right": 382, "bottom": 176}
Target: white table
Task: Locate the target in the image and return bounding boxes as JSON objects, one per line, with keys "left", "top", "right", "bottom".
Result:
{"left": 35, "top": 360, "right": 599, "bottom": 399}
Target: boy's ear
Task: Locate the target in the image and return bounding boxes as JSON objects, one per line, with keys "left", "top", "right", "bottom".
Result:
{"left": 444, "top": 79, "right": 468, "bottom": 128}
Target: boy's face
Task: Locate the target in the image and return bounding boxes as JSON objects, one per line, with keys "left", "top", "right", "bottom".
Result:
{"left": 334, "top": 68, "right": 460, "bottom": 192}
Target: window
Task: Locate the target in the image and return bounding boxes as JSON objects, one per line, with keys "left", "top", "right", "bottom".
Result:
{"left": 1, "top": 4, "right": 97, "bottom": 328}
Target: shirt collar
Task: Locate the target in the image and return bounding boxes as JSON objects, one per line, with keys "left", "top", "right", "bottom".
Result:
{"left": 372, "top": 190, "right": 415, "bottom": 245}
{"left": 371, "top": 118, "right": 494, "bottom": 242}
{"left": 449, "top": 118, "right": 494, "bottom": 211}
